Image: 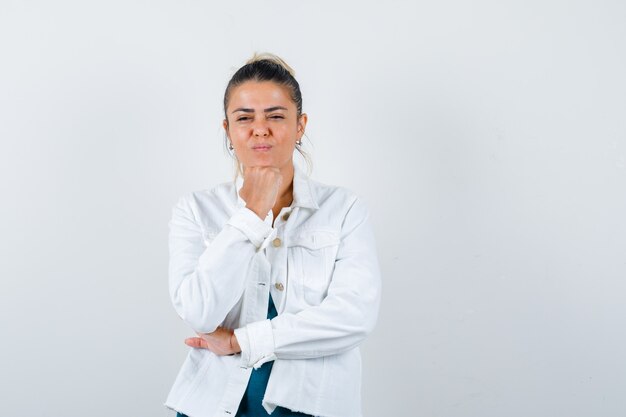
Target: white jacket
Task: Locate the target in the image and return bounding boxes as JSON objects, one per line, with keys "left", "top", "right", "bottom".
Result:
{"left": 164, "top": 165, "right": 382, "bottom": 417}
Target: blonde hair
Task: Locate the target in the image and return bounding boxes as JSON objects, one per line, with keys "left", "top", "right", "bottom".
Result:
{"left": 246, "top": 52, "right": 297, "bottom": 77}
{"left": 223, "top": 52, "right": 312, "bottom": 180}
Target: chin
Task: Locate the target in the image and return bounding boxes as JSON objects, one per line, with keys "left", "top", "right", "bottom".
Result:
{"left": 252, "top": 160, "right": 273, "bottom": 166}
{"left": 242, "top": 155, "right": 289, "bottom": 169}
{"left": 246, "top": 155, "right": 274, "bottom": 165}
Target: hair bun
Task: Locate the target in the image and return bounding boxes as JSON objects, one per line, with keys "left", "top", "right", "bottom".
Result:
{"left": 245, "top": 52, "right": 296, "bottom": 78}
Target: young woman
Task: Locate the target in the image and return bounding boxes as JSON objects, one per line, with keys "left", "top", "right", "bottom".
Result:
{"left": 165, "top": 53, "right": 381, "bottom": 417}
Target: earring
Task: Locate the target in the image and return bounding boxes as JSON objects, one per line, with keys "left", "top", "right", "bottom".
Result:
{"left": 296, "top": 139, "right": 302, "bottom": 146}
{"left": 228, "top": 142, "right": 234, "bottom": 151}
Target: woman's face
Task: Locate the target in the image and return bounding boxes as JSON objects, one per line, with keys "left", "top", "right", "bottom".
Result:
{"left": 223, "top": 81, "right": 307, "bottom": 172}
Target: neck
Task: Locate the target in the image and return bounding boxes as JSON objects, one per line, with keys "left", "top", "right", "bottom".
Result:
{"left": 276, "top": 163, "right": 294, "bottom": 205}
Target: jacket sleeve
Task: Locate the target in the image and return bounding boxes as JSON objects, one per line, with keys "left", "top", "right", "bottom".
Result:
{"left": 234, "top": 197, "right": 382, "bottom": 368}
{"left": 168, "top": 194, "right": 277, "bottom": 334}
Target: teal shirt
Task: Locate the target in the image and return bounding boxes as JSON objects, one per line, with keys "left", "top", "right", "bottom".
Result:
{"left": 235, "top": 295, "right": 311, "bottom": 417}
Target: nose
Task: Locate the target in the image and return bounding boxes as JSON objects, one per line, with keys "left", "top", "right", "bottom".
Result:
{"left": 252, "top": 120, "right": 269, "bottom": 137}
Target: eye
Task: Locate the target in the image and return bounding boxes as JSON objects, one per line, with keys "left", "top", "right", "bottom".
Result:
{"left": 237, "top": 116, "right": 251, "bottom": 121}
{"left": 269, "top": 115, "right": 285, "bottom": 120}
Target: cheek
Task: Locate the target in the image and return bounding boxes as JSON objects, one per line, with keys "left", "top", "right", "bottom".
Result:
{"left": 275, "top": 125, "right": 299, "bottom": 143}
{"left": 229, "top": 128, "right": 248, "bottom": 143}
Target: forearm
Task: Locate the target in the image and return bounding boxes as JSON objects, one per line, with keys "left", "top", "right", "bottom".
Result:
{"left": 170, "top": 231, "right": 259, "bottom": 333}
{"left": 235, "top": 236, "right": 381, "bottom": 367}
{"left": 169, "top": 198, "right": 276, "bottom": 333}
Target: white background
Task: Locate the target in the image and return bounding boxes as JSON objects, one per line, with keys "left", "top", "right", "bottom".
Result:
{"left": 1, "top": 1, "right": 625, "bottom": 416}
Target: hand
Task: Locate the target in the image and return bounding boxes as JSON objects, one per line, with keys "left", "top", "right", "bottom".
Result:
{"left": 239, "top": 166, "right": 282, "bottom": 220}
{"left": 184, "top": 326, "right": 241, "bottom": 355}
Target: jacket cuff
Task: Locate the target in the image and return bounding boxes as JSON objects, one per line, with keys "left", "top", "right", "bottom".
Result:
{"left": 234, "top": 319, "right": 276, "bottom": 369}
{"left": 227, "top": 207, "right": 276, "bottom": 250}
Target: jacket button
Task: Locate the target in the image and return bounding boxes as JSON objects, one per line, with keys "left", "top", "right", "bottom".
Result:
{"left": 275, "top": 282, "right": 284, "bottom": 291}
{"left": 282, "top": 212, "right": 290, "bottom": 221}
{"left": 272, "top": 237, "right": 282, "bottom": 247}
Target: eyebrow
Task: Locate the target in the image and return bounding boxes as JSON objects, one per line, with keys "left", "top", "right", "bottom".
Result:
{"left": 231, "top": 106, "right": 288, "bottom": 114}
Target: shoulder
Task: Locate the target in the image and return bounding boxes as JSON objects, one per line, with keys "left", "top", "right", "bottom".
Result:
{"left": 305, "top": 178, "right": 376, "bottom": 249}
{"left": 171, "top": 181, "right": 237, "bottom": 228}
{"left": 308, "top": 177, "right": 372, "bottom": 221}
{"left": 175, "top": 180, "right": 234, "bottom": 207}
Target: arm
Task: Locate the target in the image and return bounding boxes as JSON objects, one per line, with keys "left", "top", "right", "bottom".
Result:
{"left": 234, "top": 197, "right": 382, "bottom": 368}
{"left": 168, "top": 194, "right": 276, "bottom": 334}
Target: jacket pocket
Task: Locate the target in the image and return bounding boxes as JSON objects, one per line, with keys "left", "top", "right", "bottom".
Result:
{"left": 289, "top": 229, "right": 340, "bottom": 306}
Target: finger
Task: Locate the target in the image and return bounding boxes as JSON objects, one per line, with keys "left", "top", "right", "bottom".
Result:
{"left": 185, "top": 337, "right": 208, "bottom": 349}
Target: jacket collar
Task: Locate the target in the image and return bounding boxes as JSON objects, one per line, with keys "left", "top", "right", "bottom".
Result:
{"left": 234, "top": 165, "right": 320, "bottom": 210}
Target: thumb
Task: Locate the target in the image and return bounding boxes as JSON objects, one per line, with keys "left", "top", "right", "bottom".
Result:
{"left": 185, "top": 337, "right": 208, "bottom": 349}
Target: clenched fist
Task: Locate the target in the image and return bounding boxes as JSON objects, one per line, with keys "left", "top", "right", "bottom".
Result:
{"left": 239, "top": 166, "right": 283, "bottom": 220}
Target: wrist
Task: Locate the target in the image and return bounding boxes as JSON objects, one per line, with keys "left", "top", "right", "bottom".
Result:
{"left": 230, "top": 332, "right": 241, "bottom": 353}
{"left": 246, "top": 204, "right": 268, "bottom": 221}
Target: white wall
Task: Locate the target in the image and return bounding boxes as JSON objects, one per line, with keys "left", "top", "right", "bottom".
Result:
{"left": 1, "top": 1, "right": 625, "bottom": 416}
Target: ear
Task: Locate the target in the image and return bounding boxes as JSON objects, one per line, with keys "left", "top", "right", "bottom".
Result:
{"left": 297, "top": 113, "right": 308, "bottom": 137}
{"left": 222, "top": 119, "right": 229, "bottom": 135}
